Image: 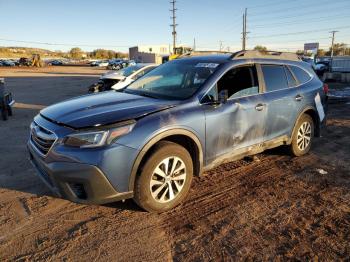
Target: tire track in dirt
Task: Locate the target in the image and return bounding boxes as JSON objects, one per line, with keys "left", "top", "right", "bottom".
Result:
{"left": 161, "top": 150, "right": 350, "bottom": 261}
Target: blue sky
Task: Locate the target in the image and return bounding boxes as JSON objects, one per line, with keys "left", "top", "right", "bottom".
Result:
{"left": 0, "top": 0, "right": 349, "bottom": 52}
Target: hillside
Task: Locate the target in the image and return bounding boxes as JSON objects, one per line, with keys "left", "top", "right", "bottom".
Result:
{"left": 0, "top": 47, "right": 65, "bottom": 58}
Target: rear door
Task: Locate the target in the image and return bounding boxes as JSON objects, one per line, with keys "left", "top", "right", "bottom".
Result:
{"left": 258, "top": 64, "right": 302, "bottom": 141}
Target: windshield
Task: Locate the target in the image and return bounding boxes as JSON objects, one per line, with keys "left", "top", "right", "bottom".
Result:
{"left": 114, "top": 65, "right": 144, "bottom": 77}
{"left": 125, "top": 60, "right": 219, "bottom": 100}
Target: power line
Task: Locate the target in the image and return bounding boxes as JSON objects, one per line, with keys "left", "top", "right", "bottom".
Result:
{"left": 246, "top": 0, "right": 303, "bottom": 10}
{"left": 0, "top": 38, "right": 130, "bottom": 48}
{"left": 249, "top": 6, "right": 350, "bottom": 23}
{"left": 249, "top": 0, "right": 350, "bottom": 17}
{"left": 250, "top": 14, "right": 350, "bottom": 29}
{"left": 249, "top": 26, "right": 350, "bottom": 39}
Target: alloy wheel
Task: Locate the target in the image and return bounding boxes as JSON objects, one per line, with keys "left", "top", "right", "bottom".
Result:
{"left": 150, "top": 156, "right": 186, "bottom": 203}
{"left": 297, "top": 121, "right": 312, "bottom": 151}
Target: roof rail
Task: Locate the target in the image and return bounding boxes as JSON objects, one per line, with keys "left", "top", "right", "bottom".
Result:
{"left": 178, "top": 50, "right": 232, "bottom": 58}
{"left": 230, "top": 50, "right": 300, "bottom": 61}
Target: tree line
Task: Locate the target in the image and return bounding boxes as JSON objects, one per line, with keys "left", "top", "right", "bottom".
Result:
{"left": 69, "top": 47, "right": 128, "bottom": 59}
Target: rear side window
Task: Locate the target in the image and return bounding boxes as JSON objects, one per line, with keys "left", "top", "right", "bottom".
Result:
{"left": 261, "top": 65, "right": 288, "bottom": 92}
{"left": 290, "top": 66, "right": 311, "bottom": 84}
{"left": 284, "top": 67, "right": 297, "bottom": 87}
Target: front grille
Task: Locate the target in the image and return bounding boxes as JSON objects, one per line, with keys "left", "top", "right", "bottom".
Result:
{"left": 30, "top": 121, "right": 57, "bottom": 156}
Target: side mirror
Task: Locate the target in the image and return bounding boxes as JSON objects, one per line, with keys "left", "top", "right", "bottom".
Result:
{"left": 218, "top": 90, "right": 228, "bottom": 104}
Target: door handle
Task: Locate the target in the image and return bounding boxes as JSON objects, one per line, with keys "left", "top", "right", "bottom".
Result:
{"left": 255, "top": 103, "right": 265, "bottom": 111}
{"left": 295, "top": 94, "right": 303, "bottom": 101}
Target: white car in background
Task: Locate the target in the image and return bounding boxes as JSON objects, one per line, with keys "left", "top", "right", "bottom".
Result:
{"left": 88, "top": 63, "right": 157, "bottom": 92}
{"left": 111, "top": 63, "right": 157, "bottom": 90}
{"left": 97, "top": 60, "right": 109, "bottom": 67}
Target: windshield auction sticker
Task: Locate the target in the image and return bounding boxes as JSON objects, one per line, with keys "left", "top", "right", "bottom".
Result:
{"left": 195, "top": 63, "right": 219, "bottom": 68}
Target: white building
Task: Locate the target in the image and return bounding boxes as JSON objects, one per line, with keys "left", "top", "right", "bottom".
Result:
{"left": 129, "top": 45, "right": 171, "bottom": 64}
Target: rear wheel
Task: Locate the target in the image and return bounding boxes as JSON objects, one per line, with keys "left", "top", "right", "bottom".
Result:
{"left": 134, "top": 141, "right": 193, "bottom": 212}
{"left": 289, "top": 114, "right": 314, "bottom": 156}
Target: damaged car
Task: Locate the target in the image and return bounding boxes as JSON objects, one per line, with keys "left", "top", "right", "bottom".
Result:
{"left": 0, "top": 78, "right": 15, "bottom": 120}
{"left": 88, "top": 63, "right": 157, "bottom": 92}
{"left": 28, "top": 50, "right": 328, "bottom": 212}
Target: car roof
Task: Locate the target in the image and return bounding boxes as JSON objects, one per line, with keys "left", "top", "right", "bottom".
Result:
{"left": 176, "top": 50, "right": 302, "bottom": 64}
{"left": 173, "top": 54, "right": 232, "bottom": 63}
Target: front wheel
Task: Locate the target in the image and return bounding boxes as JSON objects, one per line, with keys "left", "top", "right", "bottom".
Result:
{"left": 289, "top": 114, "right": 314, "bottom": 156}
{"left": 134, "top": 141, "right": 193, "bottom": 213}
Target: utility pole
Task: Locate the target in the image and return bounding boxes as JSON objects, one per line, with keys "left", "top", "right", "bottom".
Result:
{"left": 330, "top": 30, "right": 338, "bottom": 58}
{"left": 219, "top": 40, "right": 223, "bottom": 51}
{"left": 242, "top": 8, "right": 248, "bottom": 50}
{"left": 193, "top": 38, "right": 196, "bottom": 51}
{"left": 170, "top": 0, "right": 178, "bottom": 54}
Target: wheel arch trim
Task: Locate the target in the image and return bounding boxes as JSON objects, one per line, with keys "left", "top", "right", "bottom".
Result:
{"left": 128, "top": 128, "right": 204, "bottom": 192}
{"left": 289, "top": 106, "right": 320, "bottom": 143}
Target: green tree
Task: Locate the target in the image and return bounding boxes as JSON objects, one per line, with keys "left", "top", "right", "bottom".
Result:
{"left": 253, "top": 45, "right": 267, "bottom": 53}
{"left": 317, "top": 49, "right": 326, "bottom": 57}
{"left": 69, "top": 47, "right": 84, "bottom": 59}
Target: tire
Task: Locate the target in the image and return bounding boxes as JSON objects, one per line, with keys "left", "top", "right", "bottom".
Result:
{"left": 1, "top": 102, "right": 9, "bottom": 121}
{"left": 289, "top": 114, "right": 314, "bottom": 156}
{"left": 8, "top": 106, "right": 12, "bottom": 116}
{"left": 134, "top": 141, "right": 193, "bottom": 213}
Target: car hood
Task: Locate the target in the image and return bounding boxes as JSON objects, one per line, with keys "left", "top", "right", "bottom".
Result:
{"left": 100, "top": 71, "right": 126, "bottom": 80}
{"left": 40, "top": 91, "right": 176, "bottom": 129}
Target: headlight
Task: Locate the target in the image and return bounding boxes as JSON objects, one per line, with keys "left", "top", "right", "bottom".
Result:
{"left": 64, "top": 122, "right": 135, "bottom": 148}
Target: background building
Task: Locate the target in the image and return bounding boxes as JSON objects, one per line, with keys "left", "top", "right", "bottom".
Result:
{"left": 129, "top": 45, "right": 170, "bottom": 64}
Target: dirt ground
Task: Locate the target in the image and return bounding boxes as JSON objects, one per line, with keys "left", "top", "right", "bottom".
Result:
{"left": 0, "top": 66, "right": 349, "bottom": 261}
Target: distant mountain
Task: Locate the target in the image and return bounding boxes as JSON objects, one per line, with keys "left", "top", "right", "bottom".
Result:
{"left": 0, "top": 46, "right": 65, "bottom": 58}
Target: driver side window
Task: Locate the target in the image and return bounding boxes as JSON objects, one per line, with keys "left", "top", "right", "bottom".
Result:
{"left": 217, "top": 65, "right": 259, "bottom": 99}
{"left": 202, "top": 65, "right": 259, "bottom": 103}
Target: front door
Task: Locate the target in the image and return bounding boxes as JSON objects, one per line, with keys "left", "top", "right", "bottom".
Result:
{"left": 203, "top": 64, "right": 267, "bottom": 164}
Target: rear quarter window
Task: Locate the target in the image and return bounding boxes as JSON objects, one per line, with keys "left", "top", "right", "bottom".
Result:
{"left": 290, "top": 65, "right": 311, "bottom": 84}
{"left": 284, "top": 66, "right": 298, "bottom": 87}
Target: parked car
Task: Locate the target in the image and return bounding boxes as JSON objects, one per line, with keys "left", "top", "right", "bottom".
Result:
{"left": 0, "top": 78, "right": 15, "bottom": 120}
{"left": 301, "top": 56, "right": 316, "bottom": 70}
{"left": 49, "top": 60, "right": 64, "bottom": 66}
{"left": 107, "top": 59, "right": 136, "bottom": 70}
{"left": 90, "top": 60, "right": 109, "bottom": 67}
{"left": 88, "top": 63, "right": 157, "bottom": 92}
{"left": 0, "top": 60, "right": 16, "bottom": 67}
{"left": 28, "top": 50, "right": 328, "bottom": 212}
{"left": 107, "top": 59, "right": 124, "bottom": 70}
{"left": 90, "top": 60, "right": 99, "bottom": 67}
{"left": 18, "top": 57, "right": 31, "bottom": 66}
{"left": 98, "top": 60, "right": 109, "bottom": 67}
{"left": 315, "top": 61, "right": 330, "bottom": 76}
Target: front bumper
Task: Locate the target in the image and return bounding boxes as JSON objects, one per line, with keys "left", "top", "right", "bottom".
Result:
{"left": 28, "top": 144, "right": 133, "bottom": 204}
